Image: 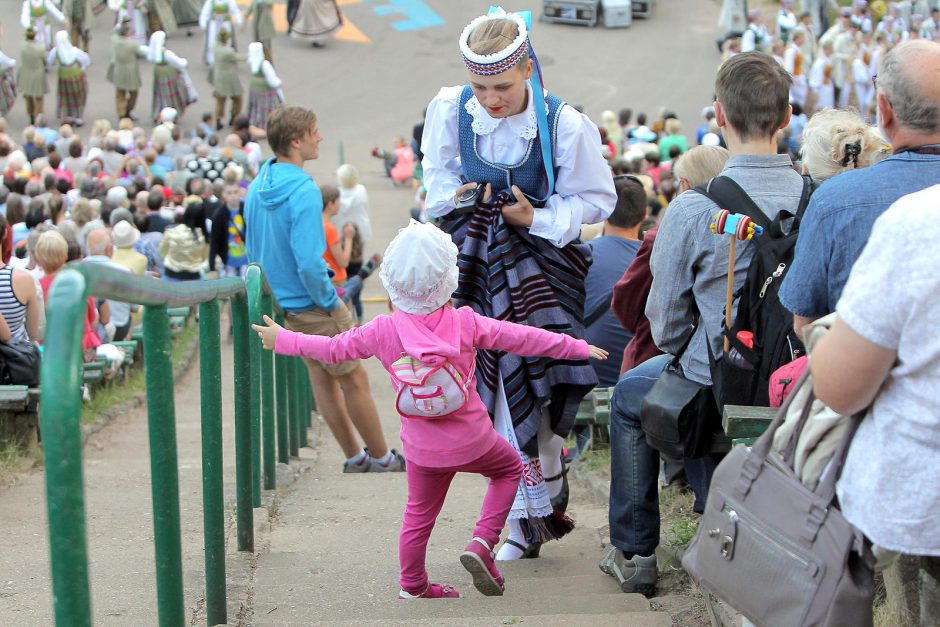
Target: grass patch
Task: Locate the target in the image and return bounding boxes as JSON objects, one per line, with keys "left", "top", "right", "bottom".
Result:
{"left": 660, "top": 484, "right": 699, "bottom": 549}
{"left": 581, "top": 446, "right": 611, "bottom": 475}
{"left": 0, "top": 435, "right": 40, "bottom": 478}
{"left": 79, "top": 321, "right": 198, "bottom": 426}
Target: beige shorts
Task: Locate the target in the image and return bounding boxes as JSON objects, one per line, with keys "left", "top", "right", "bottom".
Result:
{"left": 284, "top": 302, "right": 359, "bottom": 377}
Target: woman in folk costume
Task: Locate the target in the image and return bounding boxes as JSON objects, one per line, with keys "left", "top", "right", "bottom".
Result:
{"left": 289, "top": 0, "right": 341, "bottom": 48}
{"left": 0, "top": 25, "right": 17, "bottom": 118}
{"left": 422, "top": 6, "right": 616, "bottom": 561}
{"left": 246, "top": 41, "right": 282, "bottom": 130}
{"left": 146, "top": 30, "right": 195, "bottom": 123}
{"left": 46, "top": 30, "right": 90, "bottom": 126}
{"left": 110, "top": 0, "right": 149, "bottom": 43}
{"left": 20, "top": 0, "right": 65, "bottom": 51}
{"left": 199, "top": 0, "right": 241, "bottom": 65}
{"left": 718, "top": 0, "right": 747, "bottom": 33}
{"left": 784, "top": 28, "right": 810, "bottom": 108}
{"left": 809, "top": 40, "right": 836, "bottom": 110}
{"left": 243, "top": 0, "right": 274, "bottom": 61}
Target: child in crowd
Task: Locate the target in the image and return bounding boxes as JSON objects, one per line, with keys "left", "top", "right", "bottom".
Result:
{"left": 253, "top": 221, "right": 608, "bottom": 599}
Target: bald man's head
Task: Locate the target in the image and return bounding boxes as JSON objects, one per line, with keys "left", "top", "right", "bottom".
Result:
{"left": 86, "top": 228, "right": 113, "bottom": 257}
{"left": 878, "top": 40, "right": 940, "bottom": 134}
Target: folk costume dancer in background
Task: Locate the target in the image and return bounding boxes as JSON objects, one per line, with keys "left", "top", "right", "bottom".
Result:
{"left": 784, "top": 28, "right": 810, "bottom": 108}
{"left": 244, "top": 0, "right": 274, "bottom": 61}
{"left": 809, "top": 40, "right": 836, "bottom": 110}
{"left": 108, "top": 21, "right": 147, "bottom": 121}
{"left": 62, "top": 0, "right": 96, "bottom": 52}
{"left": 0, "top": 30, "right": 17, "bottom": 118}
{"left": 289, "top": 0, "right": 341, "bottom": 48}
{"left": 422, "top": 7, "right": 616, "bottom": 561}
{"left": 16, "top": 28, "right": 46, "bottom": 125}
{"left": 146, "top": 0, "right": 178, "bottom": 37}
{"left": 852, "top": 44, "right": 876, "bottom": 119}
{"left": 47, "top": 30, "right": 90, "bottom": 126}
{"left": 110, "top": 0, "right": 149, "bottom": 43}
{"left": 209, "top": 28, "right": 243, "bottom": 129}
{"left": 246, "top": 41, "right": 282, "bottom": 131}
{"left": 171, "top": 0, "right": 201, "bottom": 34}
{"left": 199, "top": 0, "right": 241, "bottom": 66}
{"left": 741, "top": 9, "right": 769, "bottom": 52}
{"left": 146, "top": 30, "right": 195, "bottom": 123}
{"left": 20, "top": 0, "right": 65, "bottom": 52}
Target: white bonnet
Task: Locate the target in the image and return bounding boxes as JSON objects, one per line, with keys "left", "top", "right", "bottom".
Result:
{"left": 379, "top": 220, "right": 458, "bottom": 315}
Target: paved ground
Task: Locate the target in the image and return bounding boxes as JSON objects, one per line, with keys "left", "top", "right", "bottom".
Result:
{"left": 0, "top": 1, "right": 728, "bottom": 624}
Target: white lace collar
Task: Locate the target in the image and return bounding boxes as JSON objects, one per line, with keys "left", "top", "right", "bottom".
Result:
{"left": 464, "top": 83, "right": 538, "bottom": 140}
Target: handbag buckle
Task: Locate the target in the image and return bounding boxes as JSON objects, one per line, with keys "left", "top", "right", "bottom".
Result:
{"left": 720, "top": 535, "right": 735, "bottom": 559}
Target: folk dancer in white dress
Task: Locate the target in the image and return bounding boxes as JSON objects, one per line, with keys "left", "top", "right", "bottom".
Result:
{"left": 809, "top": 40, "right": 836, "bottom": 111}
{"left": 832, "top": 21, "right": 859, "bottom": 107}
{"left": 784, "top": 28, "right": 810, "bottom": 108}
{"left": 46, "top": 30, "right": 90, "bottom": 125}
{"left": 110, "top": 0, "right": 149, "bottom": 43}
{"left": 776, "top": 0, "right": 800, "bottom": 42}
{"left": 742, "top": 10, "right": 770, "bottom": 53}
{"left": 245, "top": 41, "right": 283, "bottom": 131}
{"left": 20, "top": 0, "right": 65, "bottom": 51}
{"left": 852, "top": 42, "right": 876, "bottom": 120}
{"left": 0, "top": 42, "right": 16, "bottom": 118}
{"left": 199, "top": 0, "right": 241, "bottom": 66}
{"left": 422, "top": 6, "right": 616, "bottom": 561}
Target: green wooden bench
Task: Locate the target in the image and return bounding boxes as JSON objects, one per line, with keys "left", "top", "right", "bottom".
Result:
{"left": 0, "top": 385, "right": 41, "bottom": 447}
{"left": 574, "top": 387, "right": 612, "bottom": 429}
{"left": 722, "top": 404, "right": 777, "bottom": 448}
{"left": 82, "top": 360, "right": 106, "bottom": 385}
{"left": 112, "top": 340, "right": 139, "bottom": 367}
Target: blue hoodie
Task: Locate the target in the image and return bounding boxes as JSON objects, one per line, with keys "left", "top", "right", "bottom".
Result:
{"left": 245, "top": 158, "right": 338, "bottom": 312}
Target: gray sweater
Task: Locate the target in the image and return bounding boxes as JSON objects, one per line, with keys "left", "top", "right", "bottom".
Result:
{"left": 647, "top": 154, "right": 804, "bottom": 384}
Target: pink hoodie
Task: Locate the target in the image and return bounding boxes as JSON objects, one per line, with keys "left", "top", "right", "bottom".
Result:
{"left": 275, "top": 305, "right": 590, "bottom": 467}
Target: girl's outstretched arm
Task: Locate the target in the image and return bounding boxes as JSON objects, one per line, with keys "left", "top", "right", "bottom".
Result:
{"left": 252, "top": 314, "right": 380, "bottom": 363}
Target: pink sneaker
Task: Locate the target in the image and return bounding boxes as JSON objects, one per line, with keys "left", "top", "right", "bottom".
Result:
{"left": 460, "top": 537, "right": 505, "bottom": 596}
{"left": 399, "top": 583, "right": 461, "bottom": 599}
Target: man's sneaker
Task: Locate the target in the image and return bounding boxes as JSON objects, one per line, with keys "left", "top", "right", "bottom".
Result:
{"left": 399, "top": 583, "right": 460, "bottom": 599}
{"left": 610, "top": 550, "right": 657, "bottom": 597}
{"left": 356, "top": 253, "right": 382, "bottom": 281}
{"left": 460, "top": 537, "right": 505, "bottom": 596}
{"left": 342, "top": 452, "right": 372, "bottom": 473}
{"left": 370, "top": 448, "right": 406, "bottom": 472}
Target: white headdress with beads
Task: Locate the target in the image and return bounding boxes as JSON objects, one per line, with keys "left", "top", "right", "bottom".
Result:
{"left": 459, "top": 7, "right": 530, "bottom": 76}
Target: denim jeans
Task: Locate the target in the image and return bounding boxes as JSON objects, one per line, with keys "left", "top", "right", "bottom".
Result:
{"left": 608, "top": 354, "right": 718, "bottom": 556}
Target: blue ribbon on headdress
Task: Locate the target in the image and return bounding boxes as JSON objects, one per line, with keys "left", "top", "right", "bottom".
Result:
{"left": 487, "top": 6, "right": 555, "bottom": 201}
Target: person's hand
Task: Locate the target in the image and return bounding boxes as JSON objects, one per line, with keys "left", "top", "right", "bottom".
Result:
{"left": 251, "top": 314, "right": 282, "bottom": 350}
{"left": 588, "top": 345, "right": 609, "bottom": 360}
{"left": 453, "top": 181, "right": 478, "bottom": 206}
{"left": 501, "top": 185, "right": 534, "bottom": 227}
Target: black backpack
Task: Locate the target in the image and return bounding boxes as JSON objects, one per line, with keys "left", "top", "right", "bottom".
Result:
{"left": 695, "top": 175, "right": 814, "bottom": 407}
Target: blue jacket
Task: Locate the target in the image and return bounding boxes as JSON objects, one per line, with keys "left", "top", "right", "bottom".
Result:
{"left": 245, "top": 158, "right": 338, "bottom": 312}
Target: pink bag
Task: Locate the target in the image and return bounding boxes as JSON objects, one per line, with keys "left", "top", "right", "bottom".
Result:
{"left": 390, "top": 354, "right": 474, "bottom": 420}
{"left": 768, "top": 355, "right": 808, "bottom": 407}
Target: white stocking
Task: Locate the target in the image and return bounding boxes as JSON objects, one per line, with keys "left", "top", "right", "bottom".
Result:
{"left": 496, "top": 519, "right": 527, "bottom": 560}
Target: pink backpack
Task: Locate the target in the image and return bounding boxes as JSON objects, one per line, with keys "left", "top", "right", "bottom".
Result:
{"left": 768, "top": 355, "right": 808, "bottom": 407}
{"left": 390, "top": 355, "right": 475, "bottom": 419}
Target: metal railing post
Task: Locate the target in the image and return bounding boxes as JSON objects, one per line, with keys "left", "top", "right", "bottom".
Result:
{"left": 230, "top": 292, "right": 255, "bottom": 552}
{"left": 289, "top": 358, "right": 301, "bottom": 458}
{"left": 142, "top": 304, "right": 185, "bottom": 627}
{"left": 40, "top": 271, "right": 92, "bottom": 627}
{"left": 198, "top": 299, "right": 226, "bottom": 626}
{"left": 300, "top": 364, "right": 310, "bottom": 447}
{"left": 260, "top": 293, "right": 276, "bottom": 489}
{"left": 274, "top": 313, "right": 289, "bottom": 465}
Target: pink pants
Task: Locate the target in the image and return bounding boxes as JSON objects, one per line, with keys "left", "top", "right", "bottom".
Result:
{"left": 399, "top": 437, "right": 523, "bottom": 594}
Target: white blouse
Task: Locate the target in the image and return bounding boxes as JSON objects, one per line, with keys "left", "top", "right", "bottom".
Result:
{"left": 421, "top": 83, "right": 616, "bottom": 248}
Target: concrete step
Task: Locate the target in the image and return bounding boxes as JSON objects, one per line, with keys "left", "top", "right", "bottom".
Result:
{"left": 257, "top": 612, "right": 674, "bottom": 626}
{"left": 251, "top": 592, "right": 654, "bottom": 624}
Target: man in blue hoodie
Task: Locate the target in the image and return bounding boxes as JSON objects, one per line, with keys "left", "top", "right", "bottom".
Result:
{"left": 245, "top": 105, "right": 405, "bottom": 473}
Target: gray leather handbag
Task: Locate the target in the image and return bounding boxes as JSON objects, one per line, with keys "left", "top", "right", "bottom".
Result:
{"left": 682, "top": 369, "right": 875, "bottom": 627}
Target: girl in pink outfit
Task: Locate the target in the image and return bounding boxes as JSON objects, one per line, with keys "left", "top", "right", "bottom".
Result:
{"left": 253, "top": 221, "right": 607, "bottom": 600}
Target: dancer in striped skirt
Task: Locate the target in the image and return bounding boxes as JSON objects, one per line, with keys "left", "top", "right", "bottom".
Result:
{"left": 422, "top": 6, "right": 616, "bottom": 561}
{"left": 46, "top": 30, "right": 89, "bottom": 126}
{"left": 246, "top": 42, "right": 283, "bottom": 131}
{"left": 146, "top": 30, "right": 195, "bottom": 123}
{"left": 0, "top": 41, "right": 16, "bottom": 118}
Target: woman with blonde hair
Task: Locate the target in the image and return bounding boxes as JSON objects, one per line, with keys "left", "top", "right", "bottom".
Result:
{"left": 672, "top": 144, "right": 732, "bottom": 193}
{"left": 799, "top": 108, "right": 887, "bottom": 184}
{"left": 600, "top": 110, "right": 622, "bottom": 154}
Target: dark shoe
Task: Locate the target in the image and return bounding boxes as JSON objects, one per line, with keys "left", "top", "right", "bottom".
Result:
{"left": 545, "top": 458, "right": 569, "bottom": 513}
{"left": 501, "top": 538, "right": 541, "bottom": 559}
{"left": 611, "top": 551, "right": 656, "bottom": 597}
{"left": 311, "top": 40, "right": 325, "bottom": 48}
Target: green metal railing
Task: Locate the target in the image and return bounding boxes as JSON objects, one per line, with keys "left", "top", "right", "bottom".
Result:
{"left": 41, "top": 262, "right": 314, "bottom": 627}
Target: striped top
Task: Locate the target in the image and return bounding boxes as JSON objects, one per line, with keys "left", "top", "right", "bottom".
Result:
{"left": 0, "top": 265, "right": 28, "bottom": 342}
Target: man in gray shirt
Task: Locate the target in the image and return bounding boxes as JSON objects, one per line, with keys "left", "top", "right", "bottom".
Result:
{"left": 602, "top": 52, "right": 806, "bottom": 596}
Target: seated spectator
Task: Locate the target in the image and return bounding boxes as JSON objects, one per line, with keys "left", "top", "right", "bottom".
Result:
{"left": 0, "top": 230, "right": 43, "bottom": 344}
{"left": 671, "top": 145, "right": 732, "bottom": 194}
{"left": 159, "top": 199, "right": 208, "bottom": 282}
{"left": 798, "top": 108, "right": 887, "bottom": 185}
{"left": 335, "top": 164, "right": 374, "bottom": 320}
{"left": 658, "top": 118, "right": 688, "bottom": 161}
{"left": 34, "top": 230, "right": 101, "bottom": 359}
{"left": 109, "top": 207, "right": 163, "bottom": 277}
{"left": 84, "top": 228, "right": 137, "bottom": 341}
{"left": 603, "top": 52, "right": 805, "bottom": 596}
{"left": 811, "top": 184, "right": 940, "bottom": 626}
{"left": 781, "top": 41, "right": 940, "bottom": 336}
{"left": 110, "top": 220, "right": 148, "bottom": 276}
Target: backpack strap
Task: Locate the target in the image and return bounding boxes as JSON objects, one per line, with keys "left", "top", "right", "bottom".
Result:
{"left": 794, "top": 174, "right": 813, "bottom": 219}
{"left": 694, "top": 176, "right": 771, "bottom": 230}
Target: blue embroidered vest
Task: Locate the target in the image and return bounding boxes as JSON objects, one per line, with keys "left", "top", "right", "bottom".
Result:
{"left": 457, "top": 84, "right": 564, "bottom": 205}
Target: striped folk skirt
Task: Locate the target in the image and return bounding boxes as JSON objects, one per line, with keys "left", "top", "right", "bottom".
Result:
{"left": 248, "top": 79, "right": 282, "bottom": 129}
{"left": 0, "top": 70, "right": 16, "bottom": 117}
{"left": 151, "top": 65, "right": 192, "bottom": 121}
{"left": 439, "top": 205, "right": 596, "bottom": 539}
{"left": 56, "top": 65, "right": 88, "bottom": 120}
